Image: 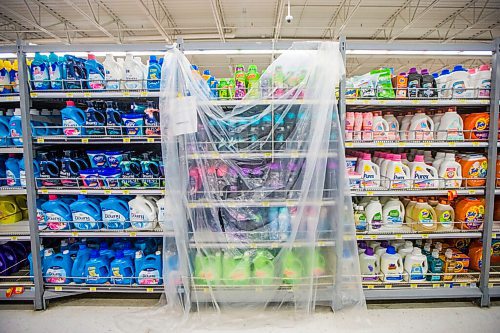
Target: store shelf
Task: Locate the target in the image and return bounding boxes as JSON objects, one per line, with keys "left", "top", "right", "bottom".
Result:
{"left": 43, "top": 284, "right": 164, "bottom": 294}
{"left": 37, "top": 188, "right": 165, "bottom": 195}
{"left": 190, "top": 239, "right": 335, "bottom": 249}
{"left": 186, "top": 199, "right": 335, "bottom": 208}
{"left": 187, "top": 151, "right": 337, "bottom": 160}
{"left": 0, "top": 95, "right": 20, "bottom": 103}
{"left": 350, "top": 188, "right": 484, "bottom": 197}
{"left": 30, "top": 91, "right": 160, "bottom": 99}
{"left": 363, "top": 284, "right": 482, "bottom": 300}
{"left": 0, "top": 286, "right": 36, "bottom": 301}
{"left": 33, "top": 136, "right": 161, "bottom": 145}
{"left": 39, "top": 228, "right": 170, "bottom": 238}
{"left": 0, "top": 147, "right": 24, "bottom": 153}
{"left": 0, "top": 220, "right": 31, "bottom": 241}
{"left": 356, "top": 230, "right": 482, "bottom": 241}
{"left": 204, "top": 99, "right": 320, "bottom": 106}
{"left": 346, "top": 99, "right": 490, "bottom": 106}
{"left": 345, "top": 141, "right": 487, "bottom": 149}
{"left": 0, "top": 187, "right": 27, "bottom": 195}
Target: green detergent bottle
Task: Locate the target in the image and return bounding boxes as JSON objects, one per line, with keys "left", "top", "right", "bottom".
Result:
{"left": 281, "top": 250, "right": 303, "bottom": 285}
{"left": 311, "top": 248, "right": 327, "bottom": 277}
{"left": 252, "top": 250, "right": 275, "bottom": 285}
{"left": 218, "top": 78, "right": 228, "bottom": 99}
{"left": 194, "top": 251, "right": 222, "bottom": 286}
{"left": 246, "top": 65, "right": 260, "bottom": 99}
{"left": 222, "top": 250, "right": 251, "bottom": 286}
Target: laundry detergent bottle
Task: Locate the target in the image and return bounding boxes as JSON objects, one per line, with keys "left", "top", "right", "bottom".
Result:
{"left": 110, "top": 250, "right": 134, "bottom": 285}
{"left": 409, "top": 111, "right": 434, "bottom": 141}
{"left": 435, "top": 199, "right": 455, "bottom": 232}
{"left": 356, "top": 153, "right": 380, "bottom": 188}
{"left": 359, "top": 247, "right": 379, "bottom": 281}
{"left": 135, "top": 250, "right": 162, "bottom": 285}
{"left": 85, "top": 249, "right": 110, "bottom": 284}
{"left": 44, "top": 249, "right": 73, "bottom": 284}
{"left": 385, "top": 154, "right": 410, "bottom": 189}
{"left": 382, "top": 197, "right": 405, "bottom": 230}
{"left": 129, "top": 195, "right": 157, "bottom": 230}
{"left": 9, "top": 108, "right": 23, "bottom": 146}
{"left": 366, "top": 199, "right": 383, "bottom": 231}
{"left": 71, "top": 244, "right": 91, "bottom": 284}
{"left": 70, "top": 195, "right": 102, "bottom": 230}
{"left": 61, "top": 101, "right": 86, "bottom": 136}
{"left": 100, "top": 196, "right": 130, "bottom": 230}
{"left": 410, "top": 154, "right": 439, "bottom": 188}
{"left": 437, "top": 107, "right": 464, "bottom": 141}
{"left": 5, "top": 154, "right": 20, "bottom": 186}
{"left": 42, "top": 195, "right": 72, "bottom": 230}
{"left": 147, "top": 55, "right": 162, "bottom": 90}
{"left": 252, "top": 249, "right": 275, "bottom": 285}
{"left": 404, "top": 247, "right": 428, "bottom": 282}
{"left": 410, "top": 199, "right": 437, "bottom": 232}
{"left": 438, "top": 153, "right": 462, "bottom": 188}
{"left": 380, "top": 246, "right": 403, "bottom": 282}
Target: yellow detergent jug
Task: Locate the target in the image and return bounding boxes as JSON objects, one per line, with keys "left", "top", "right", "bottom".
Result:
{"left": 14, "top": 195, "right": 28, "bottom": 220}
{"left": 0, "top": 196, "right": 22, "bottom": 224}
{"left": 410, "top": 199, "right": 437, "bottom": 232}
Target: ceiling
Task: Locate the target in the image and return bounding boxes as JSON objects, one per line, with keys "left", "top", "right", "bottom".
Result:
{"left": 0, "top": 0, "right": 499, "bottom": 76}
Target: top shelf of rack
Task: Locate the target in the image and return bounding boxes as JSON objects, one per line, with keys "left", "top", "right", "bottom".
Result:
{"left": 346, "top": 99, "right": 490, "bottom": 106}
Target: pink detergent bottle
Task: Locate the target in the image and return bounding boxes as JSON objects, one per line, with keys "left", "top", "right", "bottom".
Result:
{"left": 345, "top": 112, "right": 354, "bottom": 141}
{"left": 362, "top": 112, "right": 373, "bottom": 141}
{"left": 353, "top": 112, "right": 363, "bottom": 140}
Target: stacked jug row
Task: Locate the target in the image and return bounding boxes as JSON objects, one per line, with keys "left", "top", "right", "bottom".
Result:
{"left": 345, "top": 108, "right": 493, "bottom": 142}
{"left": 0, "top": 59, "right": 19, "bottom": 94}
{"left": 37, "top": 195, "right": 170, "bottom": 231}
{"left": 353, "top": 196, "right": 484, "bottom": 233}
{"left": 37, "top": 149, "right": 163, "bottom": 188}
{"left": 0, "top": 241, "right": 29, "bottom": 276}
{"left": 347, "top": 151, "right": 487, "bottom": 189}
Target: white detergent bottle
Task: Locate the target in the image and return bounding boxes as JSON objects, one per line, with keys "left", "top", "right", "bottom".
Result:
{"left": 476, "top": 64, "right": 491, "bottom": 98}
{"left": 380, "top": 246, "right": 403, "bottom": 282}
{"left": 366, "top": 199, "right": 383, "bottom": 231}
{"left": 391, "top": 240, "right": 406, "bottom": 251}
{"left": 356, "top": 153, "right": 381, "bottom": 188}
{"left": 102, "top": 54, "right": 122, "bottom": 90}
{"left": 382, "top": 197, "right": 405, "bottom": 230}
{"left": 436, "top": 69, "right": 451, "bottom": 98}
{"left": 409, "top": 111, "right": 434, "bottom": 141}
{"left": 399, "top": 112, "right": 414, "bottom": 141}
{"left": 379, "top": 153, "right": 393, "bottom": 187}
{"left": 435, "top": 199, "right": 455, "bottom": 232}
{"left": 404, "top": 247, "right": 428, "bottom": 282}
{"left": 398, "top": 241, "right": 414, "bottom": 262}
{"left": 423, "top": 151, "right": 434, "bottom": 165}
{"left": 401, "top": 153, "right": 410, "bottom": 166}
{"left": 372, "top": 113, "right": 390, "bottom": 140}
{"left": 123, "top": 53, "right": 144, "bottom": 90}
{"left": 410, "top": 155, "right": 439, "bottom": 188}
{"left": 438, "top": 153, "right": 462, "bottom": 188}
{"left": 129, "top": 195, "right": 158, "bottom": 230}
{"left": 385, "top": 154, "right": 410, "bottom": 189}
{"left": 359, "top": 247, "right": 380, "bottom": 281}
{"left": 437, "top": 108, "right": 464, "bottom": 141}
{"left": 432, "top": 152, "right": 446, "bottom": 170}
{"left": 383, "top": 112, "right": 399, "bottom": 140}
{"left": 450, "top": 65, "right": 472, "bottom": 99}
{"left": 432, "top": 109, "right": 444, "bottom": 136}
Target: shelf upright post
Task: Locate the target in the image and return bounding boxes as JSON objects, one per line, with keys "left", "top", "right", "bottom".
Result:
{"left": 338, "top": 36, "right": 347, "bottom": 139}
{"left": 16, "top": 40, "right": 45, "bottom": 310}
{"left": 480, "top": 38, "right": 500, "bottom": 307}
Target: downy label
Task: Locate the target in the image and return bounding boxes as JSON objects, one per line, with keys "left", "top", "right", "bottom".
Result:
{"left": 46, "top": 266, "right": 67, "bottom": 284}
{"left": 6, "top": 170, "right": 16, "bottom": 186}
{"left": 46, "top": 212, "right": 68, "bottom": 230}
{"left": 62, "top": 118, "right": 81, "bottom": 136}
{"left": 103, "top": 209, "right": 126, "bottom": 229}
{"left": 138, "top": 268, "right": 160, "bottom": 285}
{"left": 72, "top": 211, "right": 98, "bottom": 229}
{"left": 20, "top": 170, "right": 26, "bottom": 187}
{"left": 37, "top": 208, "right": 47, "bottom": 230}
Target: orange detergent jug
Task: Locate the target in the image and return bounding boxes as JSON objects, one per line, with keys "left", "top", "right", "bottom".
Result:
{"left": 463, "top": 112, "right": 489, "bottom": 140}
{"left": 455, "top": 197, "right": 485, "bottom": 230}
{"left": 495, "top": 197, "right": 500, "bottom": 221}
{"left": 496, "top": 156, "right": 500, "bottom": 187}
{"left": 468, "top": 241, "right": 482, "bottom": 271}
{"left": 459, "top": 154, "right": 487, "bottom": 187}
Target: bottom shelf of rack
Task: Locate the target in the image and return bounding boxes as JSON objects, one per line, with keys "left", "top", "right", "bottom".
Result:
{"left": 0, "top": 286, "right": 36, "bottom": 301}
{"left": 363, "top": 284, "right": 482, "bottom": 300}
{"left": 43, "top": 284, "right": 164, "bottom": 297}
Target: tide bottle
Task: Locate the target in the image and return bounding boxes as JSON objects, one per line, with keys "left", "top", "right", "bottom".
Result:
{"left": 455, "top": 197, "right": 485, "bottom": 230}
{"left": 384, "top": 154, "right": 410, "bottom": 189}
{"left": 410, "top": 155, "right": 439, "bottom": 188}
{"left": 404, "top": 247, "right": 428, "bottom": 282}
{"left": 459, "top": 154, "right": 487, "bottom": 187}
{"left": 359, "top": 247, "right": 379, "bottom": 281}
{"left": 438, "top": 153, "right": 462, "bottom": 188}
{"left": 442, "top": 248, "right": 456, "bottom": 281}
{"left": 355, "top": 153, "right": 380, "bottom": 188}
{"left": 380, "top": 246, "right": 403, "bottom": 282}
{"left": 410, "top": 199, "right": 437, "bottom": 232}
{"left": 435, "top": 199, "right": 455, "bottom": 231}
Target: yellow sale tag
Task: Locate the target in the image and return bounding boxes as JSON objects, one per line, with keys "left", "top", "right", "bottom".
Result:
{"left": 356, "top": 235, "right": 363, "bottom": 240}
{"left": 129, "top": 232, "right": 137, "bottom": 237}
{"left": 367, "top": 285, "right": 375, "bottom": 289}
{"left": 10, "top": 236, "right": 18, "bottom": 241}
{"left": 384, "top": 284, "right": 392, "bottom": 289}
{"left": 271, "top": 243, "right": 278, "bottom": 249}
{"left": 345, "top": 142, "right": 353, "bottom": 147}
{"left": 411, "top": 100, "right": 419, "bottom": 104}
{"left": 6, "top": 96, "right": 14, "bottom": 101}
{"left": 210, "top": 152, "right": 220, "bottom": 159}
{"left": 468, "top": 190, "right": 476, "bottom": 195}
{"left": 255, "top": 287, "right": 263, "bottom": 292}
{"left": 410, "top": 284, "right": 417, "bottom": 288}
{"left": 472, "top": 142, "right": 480, "bottom": 147}
{"left": 366, "top": 191, "right": 374, "bottom": 196}
{"left": 432, "top": 283, "right": 440, "bottom": 288}
{"left": 89, "top": 287, "right": 97, "bottom": 292}
{"left": 376, "top": 142, "right": 384, "bottom": 147}
{"left": 203, "top": 288, "right": 209, "bottom": 293}
{"left": 146, "top": 287, "right": 154, "bottom": 293}
{"left": 444, "top": 283, "right": 451, "bottom": 288}
{"left": 123, "top": 190, "right": 130, "bottom": 195}
{"left": 104, "top": 190, "right": 111, "bottom": 195}
{"left": 430, "top": 100, "right": 438, "bottom": 104}
{"left": 460, "top": 283, "right": 467, "bottom": 287}
{"left": 83, "top": 92, "right": 92, "bottom": 97}
{"left": 291, "top": 151, "right": 299, "bottom": 158}
{"left": 369, "top": 235, "right": 377, "bottom": 240}
{"left": 489, "top": 283, "right": 494, "bottom": 288}
{"left": 37, "top": 138, "right": 45, "bottom": 143}
{"left": 262, "top": 201, "right": 270, "bottom": 207}
{"left": 448, "top": 142, "right": 456, "bottom": 147}
{"left": 30, "top": 92, "right": 38, "bottom": 98}
{"left": 424, "top": 142, "right": 431, "bottom": 147}
{"left": 54, "top": 286, "right": 62, "bottom": 291}
{"left": 422, "top": 234, "right": 429, "bottom": 239}
{"left": 81, "top": 138, "right": 89, "bottom": 143}
{"left": 239, "top": 153, "right": 249, "bottom": 158}
{"left": 140, "top": 91, "right": 148, "bottom": 96}
{"left": 80, "top": 190, "right": 88, "bottom": 194}
{"left": 285, "top": 200, "right": 294, "bottom": 207}
{"left": 250, "top": 243, "right": 257, "bottom": 248}
{"left": 263, "top": 152, "right": 272, "bottom": 157}
{"left": 41, "top": 189, "right": 48, "bottom": 194}
{"left": 492, "top": 233, "right": 498, "bottom": 239}
{"left": 123, "top": 138, "right": 131, "bottom": 143}
{"left": 147, "top": 138, "right": 155, "bottom": 143}
{"left": 71, "top": 232, "right": 78, "bottom": 237}
{"left": 398, "top": 142, "right": 406, "bottom": 147}
{"left": 122, "top": 91, "right": 131, "bottom": 97}
{"left": 395, "top": 234, "right": 403, "bottom": 239}
{"left": 458, "top": 99, "right": 466, "bottom": 104}
{"left": 318, "top": 241, "right": 326, "bottom": 247}
{"left": 66, "top": 92, "right": 74, "bottom": 97}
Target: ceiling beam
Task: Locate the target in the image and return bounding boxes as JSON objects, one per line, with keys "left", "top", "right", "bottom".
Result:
{"left": 209, "top": 0, "right": 226, "bottom": 42}
{"left": 321, "top": 0, "right": 348, "bottom": 39}
{"left": 94, "top": 0, "right": 133, "bottom": 36}
{"left": 443, "top": 9, "right": 497, "bottom": 43}
{"left": 63, "top": 0, "right": 120, "bottom": 43}
{"left": 273, "top": 0, "right": 285, "bottom": 41}
{"left": 137, "top": 0, "right": 172, "bottom": 43}
{"left": 0, "top": 4, "right": 65, "bottom": 43}
{"left": 335, "top": 0, "right": 362, "bottom": 39}
{"left": 388, "top": 0, "right": 440, "bottom": 42}
{"left": 371, "top": 0, "right": 412, "bottom": 39}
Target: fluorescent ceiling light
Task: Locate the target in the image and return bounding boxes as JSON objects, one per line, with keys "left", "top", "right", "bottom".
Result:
{"left": 347, "top": 50, "right": 492, "bottom": 56}
{"left": 0, "top": 53, "right": 17, "bottom": 59}
{"left": 25, "top": 51, "right": 165, "bottom": 58}
{"left": 184, "top": 49, "right": 285, "bottom": 55}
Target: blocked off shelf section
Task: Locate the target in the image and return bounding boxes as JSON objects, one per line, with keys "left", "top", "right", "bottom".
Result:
{"left": 159, "top": 41, "right": 365, "bottom": 314}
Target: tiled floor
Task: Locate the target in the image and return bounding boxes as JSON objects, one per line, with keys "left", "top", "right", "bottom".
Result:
{"left": 1, "top": 298, "right": 500, "bottom": 333}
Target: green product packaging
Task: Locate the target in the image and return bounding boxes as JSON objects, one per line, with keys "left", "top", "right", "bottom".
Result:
{"left": 252, "top": 250, "right": 275, "bottom": 285}
{"left": 281, "top": 250, "right": 303, "bottom": 285}
{"left": 194, "top": 251, "right": 222, "bottom": 286}
{"left": 374, "top": 68, "right": 396, "bottom": 99}
{"left": 222, "top": 250, "right": 251, "bottom": 286}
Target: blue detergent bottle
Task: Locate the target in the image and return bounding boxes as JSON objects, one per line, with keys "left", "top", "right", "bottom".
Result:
{"left": 41, "top": 195, "right": 72, "bottom": 230}
{"left": 71, "top": 244, "right": 91, "bottom": 284}
{"left": 44, "top": 249, "right": 72, "bottom": 284}
{"left": 61, "top": 101, "right": 86, "bottom": 136}
{"left": 60, "top": 150, "right": 83, "bottom": 187}
{"left": 19, "top": 157, "right": 41, "bottom": 187}
{"left": 134, "top": 238, "right": 157, "bottom": 255}
{"left": 123, "top": 242, "right": 136, "bottom": 262}
{"left": 0, "top": 155, "right": 5, "bottom": 186}
{"left": 85, "top": 101, "right": 106, "bottom": 135}
{"left": 28, "top": 245, "right": 44, "bottom": 281}
{"left": 99, "top": 241, "right": 115, "bottom": 262}
{"left": 147, "top": 55, "right": 161, "bottom": 91}
{"left": 31, "top": 52, "right": 50, "bottom": 90}
{"left": 135, "top": 250, "right": 162, "bottom": 285}
{"left": 5, "top": 154, "right": 20, "bottom": 187}
{"left": 70, "top": 195, "right": 102, "bottom": 230}
{"left": 36, "top": 198, "right": 47, "bottom": 230}
{"left": 48, "top": 52, "right": 63, "bottom": 90}
{"left": 105, "top": 101, "right": 122, "bottom": 136}
{"left": 85, "top": 54, "right": 105, "bottom": 90}
{"left": 85, "top": 249, "right": 109, "bottom": 284}
{"left": 9, "top": 108, "right": 23, "bottom": 146}
{"left": 110, "top": 250, "right": 134, "bottom": 285}
{"left": 100, "top": 196, "right": 130, "bottom": 230}
{"left": 141, "top": 153, "right": 160, "bottom": 187}
{"left": 38, "top": 152, "right": 61, "bottom": 187}
{"left": 0, "top": 115, "right": 12, "bottom": 146}
{"left": 119, "top": 153, "right": 142, "bottom": 187}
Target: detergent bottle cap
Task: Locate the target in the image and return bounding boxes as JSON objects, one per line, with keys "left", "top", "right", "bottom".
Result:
{"left": 432, "top": 73, "right": 439, "bottom": 78}
{"left": 399, "top": 72, "right": 406, "bottom": 76}
{"left": 155, "top": 250, "right": 161, "bottom": 256}
{"left": 88, "top": 53, "right": 96, "bottom": 60}
{"left": 61, "top": 239, "right": 68, "bottom": 247}
{"left": 149, "top": 55, "right": 157, "bottom": 63}
{"left": 135, "top": 250, "right": 143, "bottom": 259}
{"left": 66, "top": 101, "right": 75, "bottom": 107}
{"left": 62, "top": 249, "right": 69, "bottom": 255}
{"left": 115, "top": 250, "right": 124, "bottom": 259}
{"left": 392, "top": 154, "right": 401, "bottom": 162}
{"left": 77, "top": 194, "right": 86, "bottom": 200}
{"left": 90, "top": 249, "right": 99, "bottom": 258}
{"left": 404, "top": 241, "right": 413, "bottom": 248}
{"left": 203, "top": 69, "right": 210, "bottom": 76}
{"left": 421, "top": 69, "right": 429, "bottom": 75}
{"left": 401, "top": 153, "right": 408, "bottom": 160}
{"left": 453, "top": 65, "right": 466, "bottom": 72}
{"left": 432, "top": 249, "right": 440, "bottom": 259}
{"left": 445, "top": 248, "right": 453, "bottom": 259}
{"left": 48, "top": 194, "right": 58, "bottom": 201}
{"left": 414, "top": 154, "right": 424, "bottom": 162}
{"left": 441, "top": 69, "right": 450, "bottom": 76}
{"left": 424, "top": 243, "right": 431, "bottom": 252}
{"left": 408, "top": 67, "right": 418, "bottom": 74}
{"left": 365, "top": 247, "right": 374, "bottom": 256}
{"left": 468, "top": 68, "right": 476, "bottom": 74}
{"left": 479, "top": 64, "right": 490, "bottom": 71}
{"left": 386, "top": 246, "right": 396, "bottom": 255}
{"left": 386, "top": 153, "right": 394, "bottom": 160}
{"left": 44, "top": 249, "right": 53, "bottom": 257}
{"left": 412, "top": 247, "right": 422, "bottom": 255}
{"left": 362, "top": 153, "right": 371, "bottom": 161}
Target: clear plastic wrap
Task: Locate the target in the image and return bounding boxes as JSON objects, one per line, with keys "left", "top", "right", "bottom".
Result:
{"left": 159, "top": 41, "right": 365, "bottom": 319}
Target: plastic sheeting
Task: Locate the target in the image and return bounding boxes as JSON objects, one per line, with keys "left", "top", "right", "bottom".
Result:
{"left": 159, "top": 41, "right": 365, "bottom": 318}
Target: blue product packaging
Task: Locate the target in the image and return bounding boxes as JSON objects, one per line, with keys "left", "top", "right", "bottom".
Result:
{"left": 79, "top": 168, "right": 100, "bottom": 187}
{"left": 85, "top": 101, "right": 106, "bottom": 135}
{"left": 105, "top": 151, "right": 123, "bottom": 168}
{"left": 122, "top": 113, "right": 144, "bottom": 136}
{"left": 87, "top": 150, "right": 108, "bottom": 168}
{"left": 98, "top": 168, "right": 122, "bottom": 188}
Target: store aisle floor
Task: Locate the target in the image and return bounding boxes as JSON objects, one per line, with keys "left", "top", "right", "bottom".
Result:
{"left": 1, "top": 299, "right": 500, "bottom": 332}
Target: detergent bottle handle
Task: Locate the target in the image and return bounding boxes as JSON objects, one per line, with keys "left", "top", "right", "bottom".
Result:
{"left": 144, "top": 199, "right": 157, "bottom": 220}
{"left": 118, "top": 200, "right": 129, "bottom": 213}
{"left": 3, "top": 201, "right": 18, "bottom": 214}
{"left": 87, "top": 200, "right": 101, "bottom": 216}
{"left": 402, "top": 164, "right": 410, "bottom": 176}
{"left": 372, "top": 163, "right": 380, "bottom": 176}
{"left": 426, "top": 116, "right": 434, "bottom": 131}
{"left": 46, "top": 161, "right": 60, "bottom": 176}
{"left": 60, "top": 202, "right": 72, "bottom": 217}
{"left": 426, "top": 165, "right": 438, "bottom": 178}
